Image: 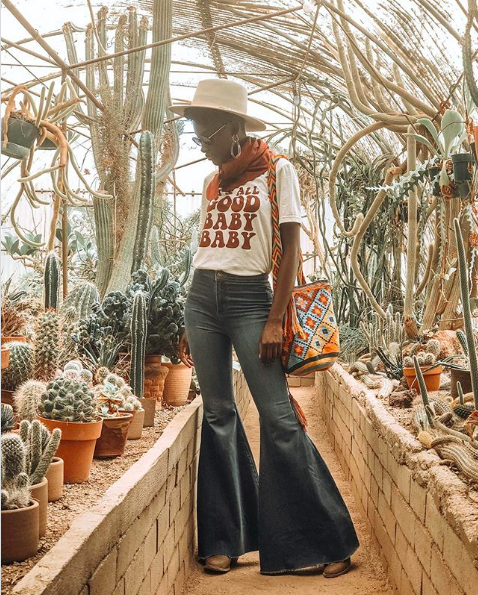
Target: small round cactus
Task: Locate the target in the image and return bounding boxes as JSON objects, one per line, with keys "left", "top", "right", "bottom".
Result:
{"left": 39, "top": 378, "right": 98, "bottom": 423}
{"left": 94, "top": 366, "right": 110, "bottom": 384}
{"left": 13, "top": 380, "right": 47, "bottom": 422}
{"left": 1, "top": 342, "right": 34, "bottom": 392}
{"left": 403, "top": 356, "right": 413, "bottom": 368}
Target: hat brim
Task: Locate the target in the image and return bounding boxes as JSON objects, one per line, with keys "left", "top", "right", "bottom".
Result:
{"left": 168, "top": 102, "right": 267, "bottom": 132}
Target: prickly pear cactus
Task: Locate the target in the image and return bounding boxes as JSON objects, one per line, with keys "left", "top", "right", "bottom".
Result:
{"left": 1, "top": 342, "right": 34, "bottom": 391}
{"left": 39, "top": 378, "right": 98, "bottom": 423}
{"left": 13, "top": 380, "right": 47, "bottom": 422}
{"left": 34, "top": 311, "right": 60, "bottom": 381}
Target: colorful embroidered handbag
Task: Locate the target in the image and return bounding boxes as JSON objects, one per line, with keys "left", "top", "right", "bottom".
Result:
{"left": 267, "top": 154, "right": 341, "bottom": 377}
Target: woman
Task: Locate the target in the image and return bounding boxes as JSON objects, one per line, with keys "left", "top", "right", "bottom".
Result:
{"left": 169, "top": 79, "right": 359, "bottom": 577}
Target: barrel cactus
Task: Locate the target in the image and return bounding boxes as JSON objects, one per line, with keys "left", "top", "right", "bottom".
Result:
{"left": 34, "top": 310, "right": 59, "bottom": 381}
{"left": 1, "top": 342, "right": 34, "bottom": 392}
{"left": 13, "top": 380, "right": 47, "bottom": 422}
{"left": 60, "top": 282, "right": 100, "bottom": 320}
{"left": 1, "top": 433, "right": 30, "bottom": 510}
{"left": 39, "top": 378, "right": 98, "bottom": 423}
{"left": 19, "top": 419, "right": 61, "bottom": 485}
{"left": 44, "top": 251, "right": 60, "bottom": 311}
{"left": 1, "top": 404, "right": 15, "bottom": 434}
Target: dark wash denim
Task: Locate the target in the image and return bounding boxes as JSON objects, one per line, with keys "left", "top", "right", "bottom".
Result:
{"left": 184, "top": 268, "right": 360, "bottom": 574}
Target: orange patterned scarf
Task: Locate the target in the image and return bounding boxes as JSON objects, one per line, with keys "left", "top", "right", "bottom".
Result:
{"left": 206, "top": 137, "right": 271, "bottom": 200}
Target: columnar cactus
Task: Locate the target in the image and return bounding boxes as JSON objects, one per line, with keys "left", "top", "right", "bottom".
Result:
{"left": 13, "top": 380, "right": 47, "bottom": 422}
{"left": 58, "top": 306, "right": 80, "bottom": 368}
{"left": 19, "top": 419, "right": 61, "bottom": 485}
{"left": 130, "top": 291, "right": 147, "bottom": 398}
{"left": 44, "top": 252, "right": 60, "bottom": 311}
{"left": 1, "top": 433, "right": 30, "bottom": 510}
{"left": 1, "top": 342, "right": 34, "bottom": 391}
{"left": 39, "top": 378, "right": 97, "bottom": 422}
{"left": 60, "top": 282, "right": 100, "bottom": 319}
{"left": 131, "top": 131, "right": 155, "bottom": 273}
{"left": 34, "top": 311, "right": 59, "bottom": 381}
{"left": 454, "top": 218, "right": 478, "bottom": 409}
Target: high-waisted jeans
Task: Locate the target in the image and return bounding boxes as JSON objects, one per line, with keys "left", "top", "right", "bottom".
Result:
{"left": 184, "top": 268, "right": 360, "bottom": 574}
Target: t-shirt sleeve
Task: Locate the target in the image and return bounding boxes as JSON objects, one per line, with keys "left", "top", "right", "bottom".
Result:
{"left": 276, "top": 158, "right": 302, "bottom": 225}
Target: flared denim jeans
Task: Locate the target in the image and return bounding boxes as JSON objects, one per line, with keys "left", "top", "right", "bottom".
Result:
{"left": 184, "top": 268, "right": 360, "bottom": 574}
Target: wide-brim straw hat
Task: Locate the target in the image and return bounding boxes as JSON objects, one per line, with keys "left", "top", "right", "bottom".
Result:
{"left": 168, "top": 79, "right": 266, "bottom": 132}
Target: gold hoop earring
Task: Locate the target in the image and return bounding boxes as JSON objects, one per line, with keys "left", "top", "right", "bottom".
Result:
{"left": 231, "top": 134, "right": 241, "bottom": 158}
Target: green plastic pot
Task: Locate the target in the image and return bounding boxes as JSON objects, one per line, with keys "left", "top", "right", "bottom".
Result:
{"left": 451, "top": 152, "right": 472, "bottom": 182}
{"left": 1, "top": 116, "right": 39, "bottom": 159}
{"left": 457, "top": 181, "right": 471, "bottom": 199}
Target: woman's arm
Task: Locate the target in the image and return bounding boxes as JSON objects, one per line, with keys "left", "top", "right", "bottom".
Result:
{"left": 259, "top": 221, "right": 301, "bottom": 364}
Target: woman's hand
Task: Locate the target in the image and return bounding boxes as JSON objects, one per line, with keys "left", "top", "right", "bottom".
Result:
{"left": 259, "top": 319, "right": 283, "bottom": 365}
{"left": 179, "top": 332, "right": 194, "bottom": 368}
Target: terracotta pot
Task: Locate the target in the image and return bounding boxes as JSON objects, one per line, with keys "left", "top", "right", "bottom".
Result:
{"left": 161, "top": 362, "right": 193, "bottom": 406}
{"left": 45, "top": 457, "right": 64, "bottom": 501}
{"left": 94, "top": 413, "right": 133, "bottom": 458}
{"left": 143, "top": 354, "right": 163, "bottom": 400}
{"left": 1, "top": 499, "right": 39, "bottom": 563}
{"left": 141, "top": 397, "right": 156, "bottom": 427}
{"left": 30, "top": 476, "right": 48, "bottom": 537}
{"left": 1, "top": 346, "right": 10, "bottom": 370}
{"left": 123, "top": 408, "right": 145, "bottom": 440}
{"left": 39, "top": 417, "right": 103, "bottom": 483}
{"left": 403, "top": 365, "right": 443, "bottom": 393}
{"left": 1, "top": 389, "right": 14, "bottom": 407}
{"left": 450, "top": 368, "right": 472, "bottom": 398}
{"left": 1, "top": 336, "right": 26, "bottom": 345}
{"left": 156, "top": 366, "right": 170, "bottom": 407}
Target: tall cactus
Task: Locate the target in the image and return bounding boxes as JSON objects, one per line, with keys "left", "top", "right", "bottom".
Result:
{"left": 132, "top": 131, "right": 155, "bottom": 273}
{"left": 44, "top": 251, "right": 60, "bottom": 311}
{"left": 130, "top": 291, "right": 147, "bottom": 398}
{"left": 454, "top": 218, "right": 478, "bottom": 409}
{"left": 19, "top": 419, "right": 61, "bottom": 485}
{"left": 34, "top": 311, "right": 59, "bottom": 382}
{"left": 60, "top": 281, "right": 100, "bottom": 320}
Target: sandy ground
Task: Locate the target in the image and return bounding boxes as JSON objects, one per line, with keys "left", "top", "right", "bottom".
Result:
{"left": 180, "top": 386, "right": 395, "bottom": 595}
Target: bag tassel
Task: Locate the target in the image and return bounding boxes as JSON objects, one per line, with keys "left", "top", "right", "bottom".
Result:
{"left": 288, "top": 390, "right": 308, "bottom": 431}
{"left": 284, "top": 299, "right": 307, "bottom": 341}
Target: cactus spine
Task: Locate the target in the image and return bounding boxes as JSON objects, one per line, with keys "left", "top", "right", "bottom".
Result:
{"left": 19, "top": 419, "right": 61, "bottom": 485}
{"left": 34, "top": 311, "right": 60, "bottom": 381}
{"left": 61, "top": 282, "right": 100, "bottom": 319}
{"left": 132, "top": 131, "right": 155, "bottom": 273}
{"left": 1, "top": 342, "right": 34, "bottom": 392}
{"left": 1, "top": 433, "right": 30, "bottom": 510}
{"left": 454, "top": 218, "right": 478, "bottom": 409}
{"left": 44, "top": 251, "right": 60, "bottom": 311}
{"left": 130, "top": 291, "right": 147, "bottom": 398}
{"left": 13, "top": 380, "right": 47, "bottom": 422}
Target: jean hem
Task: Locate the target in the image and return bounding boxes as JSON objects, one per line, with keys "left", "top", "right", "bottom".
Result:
{"left": 197, "top": 548, "right": 258, "bottom": 561}
{"left": 259, "top": 551, "right": 356, "bottom": 575}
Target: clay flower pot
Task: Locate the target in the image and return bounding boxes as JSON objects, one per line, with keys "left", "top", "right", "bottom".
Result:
{"left": 403, "top": 365, "right": 443, "bottom": 393}
{"left": 39, "top": 416, "right": 103, "bottom": 483}
{"left": 94, "top": 413, "right": 133, "bottom": 458}
{"left": 45, "top": 456, "right": 64, "bottom": 501}
{"left": 143, "top": 354, "right": 163, "bottom": 400}
{"left": 450, "top": 368, "right": 472, "bottom": 398}
{"left": 123, "top": 408, "right": 145, "bottom": 440}
{"left": 156, "top": 366, "right": 170, "bottom": 408}
{"left": 141, "top": 397, "right": 156, "bottom": 428}
{"left": 30, "top": 476, "right": 48, "bottom": 537}
{"left": 1, "top": 345, "right": 10, "bottom": 370}
{"left": 1, "top": 116, "right": 40, "bottom": 159}
{"left": 162, "top": 362, "right": 193, "bottom": 407}
{"left": 1, "top": 499, "right": 39, "bottom": 563}
{"left": 1, "top": 336, "right": 26, "bottom": 345}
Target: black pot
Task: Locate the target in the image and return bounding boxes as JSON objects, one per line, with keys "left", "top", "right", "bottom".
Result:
{"left": 427, "top": 165, "right": 441, "bottom": 196}
{"left": 457, "top": 181, "right": 471, "bottom": 199}
{"left": 1, "top": 116, "right": 40, "bottom": 159}
{"left": 451, "top": 152, "right": 472, "bottom": 182}
{"left": 37, "top": 129, "right": 72, "bottom": 151}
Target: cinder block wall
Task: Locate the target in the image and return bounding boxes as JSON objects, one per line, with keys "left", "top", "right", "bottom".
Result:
{"left": 12, "top": 368, "right": 253, "bottom": 595}
{"left": 317, "top": 365, "right": 478, "bottom": 595}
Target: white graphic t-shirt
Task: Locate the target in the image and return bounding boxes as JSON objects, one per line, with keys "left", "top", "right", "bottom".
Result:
{"left": 192, "top": 158, "right": 302, "bottom": 275}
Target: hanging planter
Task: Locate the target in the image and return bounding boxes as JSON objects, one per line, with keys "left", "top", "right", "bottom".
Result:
{"left": 1, "top": 499, "right": 39, "bottom": 563}
{"left": 1, "top": 114, "right": 40, "bottom": 159}
{"left": 45, "top": 456, "right": 64, "bottom": 501}
{"left": 457, "top": 181, "right": 471, "bottom": 199}
{"left": 93, "top": 412, "right": 133, "bottom": 458}
{"left": 161, "top": 362, "right": 193, "bottom": 407}
{"left": 451, "top": 152, "right": 472, "bottom": 182}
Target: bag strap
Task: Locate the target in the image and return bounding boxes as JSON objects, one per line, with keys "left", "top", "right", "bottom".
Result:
{"left": 267, "top": 154, "right": 307, "bottom": 290}
{"left": 267, "top": 154, "right": 307, "bottom": 340}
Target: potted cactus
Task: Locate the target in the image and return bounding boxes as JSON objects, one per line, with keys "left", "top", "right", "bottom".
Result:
{"left": 19, "top": 419, "right": 61, "bottom": 537}
{"left": 402, "top": 339, "right": 443, "bottom": 393}
{"left": 93, "top": 374, "right": 134, "bottom": 457}
{"left": 37, "top": 377, "right": 103, "bottom": 483}
{"left": 13, "top": 379, "right": 47, "bottom": 423}
{"left": 1, "top": 433, "right": 39, "bottom": 563}
{"left": 1, "top": 277, "right": 28, "bottom": 344}
{"left": 1, "top": 341, "right": 34, "bottom": 407}
{"left": 1, "top": 345, "right": 10, "bottom": 370}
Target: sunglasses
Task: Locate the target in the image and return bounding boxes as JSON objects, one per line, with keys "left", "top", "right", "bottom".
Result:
{"left": 192, "top": 123, "right": 226, "bottom": 147}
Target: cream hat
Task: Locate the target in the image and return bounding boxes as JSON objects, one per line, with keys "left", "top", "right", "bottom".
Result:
{"left": 168, "top": 79, "right": 266, "bottom": 132}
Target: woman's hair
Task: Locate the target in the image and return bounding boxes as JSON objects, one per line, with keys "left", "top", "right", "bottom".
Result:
{"left": 184, "top": 107, "right": 245, "bottom": 132}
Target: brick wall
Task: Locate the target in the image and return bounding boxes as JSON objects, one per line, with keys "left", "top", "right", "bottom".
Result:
{"left": 317, "top": 365, "right": 478, "bottom": 595}
{"left": 12, "top": 368, "right": 253, "bottom": 595}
